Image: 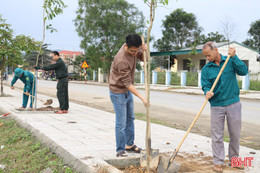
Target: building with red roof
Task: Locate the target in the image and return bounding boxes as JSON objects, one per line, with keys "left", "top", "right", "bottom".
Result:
{"left": 58, "top": 50, "right": 84, "bottom": 73}
{"left": 59, "top": 50, "right": 83, "bottom": 64}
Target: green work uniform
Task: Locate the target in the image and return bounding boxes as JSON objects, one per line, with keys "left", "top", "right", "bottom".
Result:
{"left": 11, "top": 68, "right": 36, "bottom": 108}
{"left": 201, "top": 54, "right": 248, "bottom": 106}
{"left": 41, "top": 58, "right": 69, "bottom": 110}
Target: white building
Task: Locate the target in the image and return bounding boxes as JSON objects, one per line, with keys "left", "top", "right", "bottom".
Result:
{"left": 151, "top": 41, "right": 260, "bottom": 79}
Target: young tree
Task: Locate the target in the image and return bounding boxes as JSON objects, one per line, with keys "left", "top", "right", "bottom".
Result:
{"left": 243, "top": 19, "right": 260, "bottom": 51}
{"left": 142, "top": 0, "right": 169, "bottom": 172}
{"left": 0, "top": 15, "right": 38, "bottom": 95}
{"left": 31, "top": 0, "right": 67, "bottom": 108}
{"left": 74, "top": 0, "right": 145, "bottom": 77}
{"left": 153, "top": 8, "right": 202, "bottom": 51}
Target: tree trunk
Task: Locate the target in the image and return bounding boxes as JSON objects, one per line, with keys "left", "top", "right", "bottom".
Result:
{"left": 143, "top": 1, "right": 156, "bottom": 172}
{"left": 107, "top": 70, "right": 110, "bottom": 83}
{"left": 1, "top": 56, "right": 5, "bottom": 95}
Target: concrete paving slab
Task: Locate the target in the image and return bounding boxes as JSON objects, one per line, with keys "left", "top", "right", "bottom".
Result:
{"left": 0, "top": 87, "right": 259, "bottom": 172}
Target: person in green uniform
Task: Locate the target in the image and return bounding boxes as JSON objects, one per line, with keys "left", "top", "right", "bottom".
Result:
{"left": 35, "top": 51, "right": 69, "bottom": 114}
{"left": 201, "top": 42, "right": 248, "bottom": 172}
{"left": 11, "top": 68, "right": 36, "bottom": 109}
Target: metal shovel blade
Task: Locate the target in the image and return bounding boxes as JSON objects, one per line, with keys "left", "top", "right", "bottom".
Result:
{"left": 157, "top": 155, "right": 180, "bottom": 173}
{"left": 140, "top": 149, "right": 159, "bottom": 170}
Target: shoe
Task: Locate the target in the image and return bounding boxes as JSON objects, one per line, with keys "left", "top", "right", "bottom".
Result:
{"left": 62, "top": 110, "right": 68, "bottom": 113}
{"left": 125, "top": 144, "right": 142, "bottom": 153}
{"left": 116, "top": 151, "right": 128, "bottom": 157}
{"left": 213, "top": 165, "right": 223, "bottom": 173}
{"left": 20, "top": 106, "right": 26, "bottom": 109}
{"left": 55, "top": 110, "right": 64, "bottom": 114}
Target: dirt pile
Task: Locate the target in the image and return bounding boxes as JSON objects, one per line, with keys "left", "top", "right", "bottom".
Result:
{"left": 16, "top": 106, "right": 59, "bottom": 112}
{"left": 120, "top": 152, "right": 242, "bottom": 173}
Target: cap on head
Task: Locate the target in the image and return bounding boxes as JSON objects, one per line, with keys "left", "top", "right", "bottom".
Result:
{"left": 14, "top": 68, "right": 24, "bottom": 77}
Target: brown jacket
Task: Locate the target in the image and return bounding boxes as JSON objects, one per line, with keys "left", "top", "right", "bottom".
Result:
{"left": 109, "top": 44, "right": 144, "bottom": 93}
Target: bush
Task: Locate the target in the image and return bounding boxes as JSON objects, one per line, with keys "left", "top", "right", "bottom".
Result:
{"left": 237, "top": 80, "right": 260, "bottom": 91}
{"left": 171, "top": 72, "right": 180, "bottom": 85}
{"left": 238, "top": 80, "right": 242, "bottom": 89}
{"left": 250, "top": 80, "right": 260, "bottom": 91}
{"left": 186, "top": 72, "right": 198, "bottom": 86}
{"left": 157, "top": 72, "right": 165, "bottom": 84}
{"left": 135, "top": 72, "right": 140, "bottom": 83}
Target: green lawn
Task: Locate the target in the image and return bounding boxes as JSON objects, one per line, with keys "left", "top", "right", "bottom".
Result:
{"left": 0, "top": 117, "right": 76, "bottom": 173}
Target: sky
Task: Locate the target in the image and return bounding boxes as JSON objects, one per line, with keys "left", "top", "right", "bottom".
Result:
{"left": 0, "top": 0, "right": 259, "bottom": 52}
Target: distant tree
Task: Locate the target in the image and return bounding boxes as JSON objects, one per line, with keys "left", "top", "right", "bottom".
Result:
{"left": 0, "top": 15, "right": 38, "bottom": 95}
{"left": 153, "top": 8, "right": 203, "bottom": 51}
{"left": 72, "top": 54, "right": 88, "bottom": 72}
{"left": 220, "top": 16, "right": 235, "bottom": 44}
{"left": 200, "top": 31, "right": 227, "bottom": 44}
{"left": 74, "top": 0, "right": 145, "bottom": 77}
{"left": 243, "top": 19, "right": 260, "bottom": 51}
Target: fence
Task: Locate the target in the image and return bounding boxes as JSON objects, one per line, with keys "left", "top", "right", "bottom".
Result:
{"left": 98, "top": 69, "right": 260, "bottom": 91}
{"left": 237, "top": 72, "right": 260, "bottom": 91}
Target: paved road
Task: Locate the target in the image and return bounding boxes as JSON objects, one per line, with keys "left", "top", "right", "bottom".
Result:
{"left": 13, "top": 78, "right": 260, "bottom": 125}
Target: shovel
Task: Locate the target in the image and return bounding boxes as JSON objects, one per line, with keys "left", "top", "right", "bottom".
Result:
{"left": 13, "top": 88, "right": 53, "bottom": 105}
{"left": 139, "top": 35, "right": 160, "bottom": 171}
{"left": 165, "top": 55, "right": 231, "bottom": 172}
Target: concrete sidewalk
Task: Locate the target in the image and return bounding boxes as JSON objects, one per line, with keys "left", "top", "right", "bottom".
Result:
{"left": 70, "top": 80, "right": 260, "bottom": 100}
{"left": 0, "top": 87, "right": 259, "bottom": 172}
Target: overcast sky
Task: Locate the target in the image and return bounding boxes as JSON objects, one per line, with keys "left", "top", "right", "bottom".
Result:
{"left": 1, "top": 0, "right": 259, "bottom": 52}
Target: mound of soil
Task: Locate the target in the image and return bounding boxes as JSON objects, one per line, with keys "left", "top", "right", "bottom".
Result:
{"left": 16, "top": 106, "right": 59, "bottom": 112}
{"left": 121, "top": 153, "right": 241, "bottom": 173}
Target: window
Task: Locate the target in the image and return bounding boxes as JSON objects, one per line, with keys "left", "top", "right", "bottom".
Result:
{"left": 242, "top": 60, "right": 249, "bottom": 69}
{"left": 200, "top": 59, "right": 206, "bottom": 70}
{"left": 183, "top": 59, "right": 190, "bottom": 71}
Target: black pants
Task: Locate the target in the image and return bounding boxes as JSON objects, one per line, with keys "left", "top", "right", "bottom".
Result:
{"left": 57, "top": 77, "right": 69, "bottom": 110}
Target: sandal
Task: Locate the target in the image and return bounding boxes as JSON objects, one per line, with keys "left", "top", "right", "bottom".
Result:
{"left": 228, "top": 163, "right": 244, "bottom": 170}
{"left": 116, "top": 151, "right": 128, "bottom": 157}
{"left": 62, "top": 110, "right": 68, "bottom": 113}
{"left": 125, "top": 144, "right": 142, "bottom": 153}
{"left": 213, "top": 165, "right": 223, "bottom": 173}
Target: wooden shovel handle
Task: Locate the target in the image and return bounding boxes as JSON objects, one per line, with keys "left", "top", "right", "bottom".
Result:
{"left": 13, "top": 88, "right": 44, "bottom": 102}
